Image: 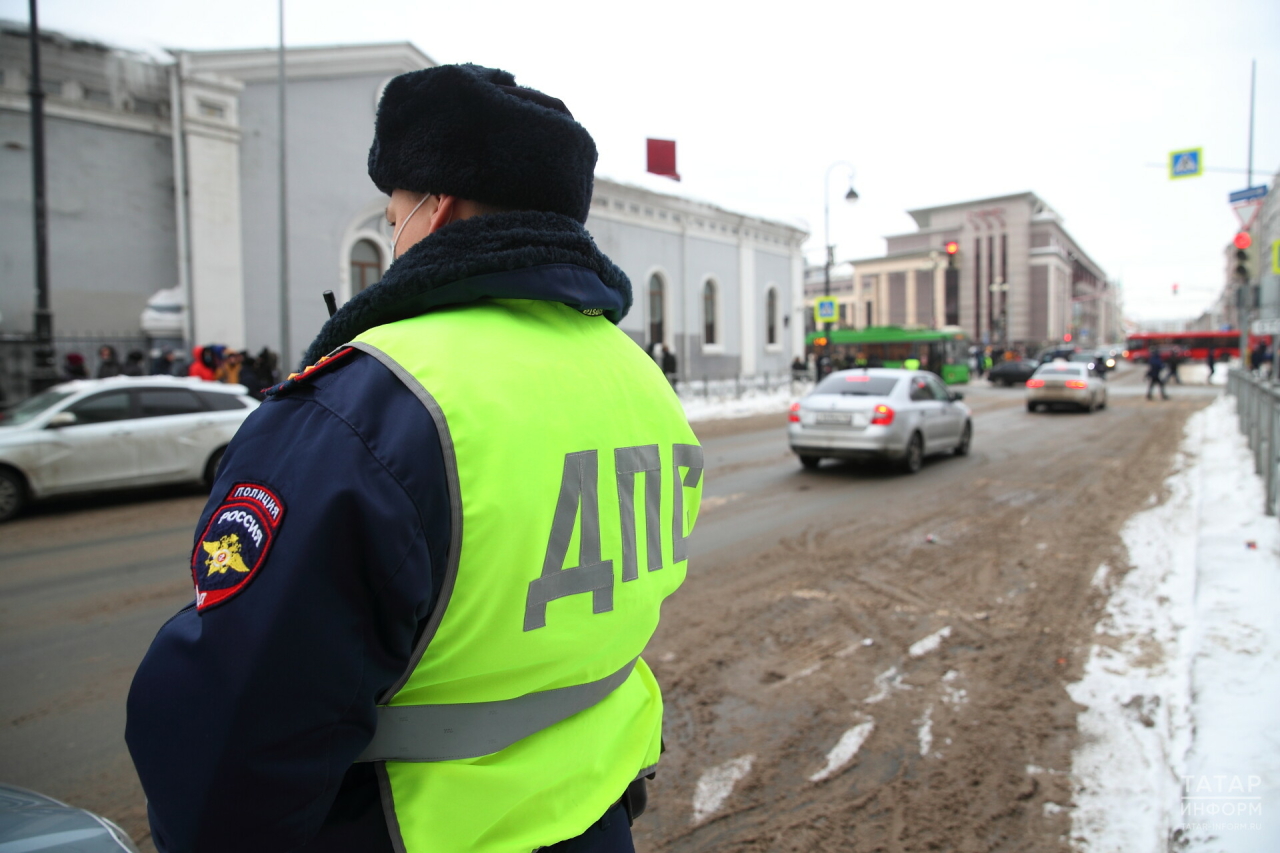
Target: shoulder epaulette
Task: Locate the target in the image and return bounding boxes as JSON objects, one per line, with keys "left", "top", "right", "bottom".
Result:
{"left": 263, "top": 347, "right": 358, "bottom": 398}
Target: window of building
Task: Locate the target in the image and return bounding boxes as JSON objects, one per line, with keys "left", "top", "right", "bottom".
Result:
{"left": 133, "top": 98, "right": 161, "bottom": 116}
{"left": 197, "top": 99, "right": 226, "bottom": 120}
{"left": 765, "top": 287, "right": 778, "bottom": 345}
{"left": 887, "top": 272, "right": 907, "bottom": 325}
{"left": 84, "top": 88, "right": 111, "bottom": 105}
{"left": 350, "top": 239, "right": 383, "bottom": 293}
{"left": 648, "top": 273, "right": 665, "bottom": 346}
{"left": 43, "top": 79, "right": 63, "bottom": 96}
{"left": 703, "top": 280, "right": 718, "bottom": 345}
{"left": 915, "top": 269, "right": 935, "bottom": 327}
{"left": 866, "top": 301, "right": 874, "bottom": 327}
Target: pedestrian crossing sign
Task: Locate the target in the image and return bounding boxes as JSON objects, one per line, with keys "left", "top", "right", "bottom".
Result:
{"left": 1169, "top": 148, "right": 1202, "bottom": 180}
{"left": 814, "top": 297, "right": 838, "bottom": 325}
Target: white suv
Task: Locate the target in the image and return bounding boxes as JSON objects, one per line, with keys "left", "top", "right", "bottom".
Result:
{"left": 0, "top": 377, "right": 259, "bottom": 521}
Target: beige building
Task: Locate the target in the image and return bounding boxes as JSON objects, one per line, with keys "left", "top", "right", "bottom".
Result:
{"left": 806, "top": 192, "right": 1121, "bottom": 351}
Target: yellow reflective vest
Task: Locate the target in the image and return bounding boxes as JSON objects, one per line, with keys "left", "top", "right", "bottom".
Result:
{"left": 351, "top": 298, "right": 701, "bottom": 852}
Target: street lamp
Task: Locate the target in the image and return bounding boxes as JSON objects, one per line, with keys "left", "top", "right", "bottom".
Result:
{"left": 818, "top": 161, "right": 858, "bottom": 377}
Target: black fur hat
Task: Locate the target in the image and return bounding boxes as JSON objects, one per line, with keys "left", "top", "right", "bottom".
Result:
{"left": 368, "top": 64, "right": 597, "bottom": 223}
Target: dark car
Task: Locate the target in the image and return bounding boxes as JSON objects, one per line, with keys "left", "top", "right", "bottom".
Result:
{"left": 0, "top": 784, "right": 139, "bottom": 851}
{"left": 987, "top": 359, "right": 1040, "bottom": 386}
{"left": 1037, "top": 346, "right": 1078, "bottom": 364}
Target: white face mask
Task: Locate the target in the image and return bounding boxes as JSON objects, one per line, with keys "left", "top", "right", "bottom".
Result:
{"left": 389, "top": 193, "right": 433, "bottom": 259}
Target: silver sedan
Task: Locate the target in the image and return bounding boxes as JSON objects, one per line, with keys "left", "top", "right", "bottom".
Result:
{"left": 1025, "top": 362, "right": 1107, "bottom": 413}
{"left": 788, "top": 369, "right": 972, "bottom": 473}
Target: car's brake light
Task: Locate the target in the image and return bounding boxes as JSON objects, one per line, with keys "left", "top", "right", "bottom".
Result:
{"left": 1122, "top": 350, "right": 1130, "bottom": 358}
{"left": 871, "top": 404, "right": 894, "bottom": 426}
{"left": 789, "top": 402, "right": 801, "bottom": 423}
{"left": 1065, "top": 379, "right": 1087, "bottom": 389}
{"left": 845, "top": 375, "right": 870, "bottom": 382}
{"left": 1026, "top": 378, "right": 1045, "bottom": 388}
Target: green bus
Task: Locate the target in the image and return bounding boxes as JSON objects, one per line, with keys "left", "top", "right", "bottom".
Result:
{"left": 806, "top": 325, "right": 972, "bottom": 384}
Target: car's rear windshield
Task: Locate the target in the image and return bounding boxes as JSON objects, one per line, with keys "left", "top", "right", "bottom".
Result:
{"left": 0, "top": 389, "right": 75, "bottom": 426}
{"left": 1068, "top": 353, "right": 1098, "bottom": 362}
{"left": 1034, "top": 364, "right": 1086, "bottom": 376}
{"left": 814, "top": 373, "right": 900, "bottom": 396}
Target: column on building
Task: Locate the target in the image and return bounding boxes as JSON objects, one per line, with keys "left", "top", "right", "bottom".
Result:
{"left": 738, "top": 240, "right": 756, "bottom": 375}
{"left": 179, "top": 68, "right": 246, "bottom": 349}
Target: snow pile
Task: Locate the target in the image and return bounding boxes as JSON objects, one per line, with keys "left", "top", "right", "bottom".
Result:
{"left": 691, "top": 754, "right": 755, "bottom": 823}
{"left": 809, "top": 721, "right": 875, "bottom": 782}
{"left": 680, "top": 385, "right": 798, "bottom": 423}
{"left": 1068, "top": 396, "right": 1280, "bottom": 852}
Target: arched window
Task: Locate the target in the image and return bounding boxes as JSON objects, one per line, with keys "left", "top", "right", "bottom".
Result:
{"left": 350, "top": 239, "right": 383, "bottom": 293}
{"left": 648, "top": 273, "right": 665, "bottom": 347}
{"left": 766, "top": 287, "right": 778, "bottom": 345}
{"left": 703, "top": 280, "right": 717, "bottom": 345}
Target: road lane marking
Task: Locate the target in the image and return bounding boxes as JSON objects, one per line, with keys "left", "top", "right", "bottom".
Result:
{"left": 908, "top": 625, "right": 952, "bottom": 658}
{"left": 809, "top": 721, "right": 875, "bottom": 783}
{"left": 691, "top": 754, "right": 755, "bottom": 823}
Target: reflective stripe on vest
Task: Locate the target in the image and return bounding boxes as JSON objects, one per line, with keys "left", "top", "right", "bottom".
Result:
{"left": 356, "top": 658, "right": 636, "bottom": 762}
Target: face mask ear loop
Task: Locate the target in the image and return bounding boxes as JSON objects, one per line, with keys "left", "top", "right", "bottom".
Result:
{"left": 390, "top": 193, "right": 433, "bottom": 259}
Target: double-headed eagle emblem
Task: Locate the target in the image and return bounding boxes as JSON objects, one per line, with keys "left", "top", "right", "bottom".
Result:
{"left": 202, "top": 534, "right": 251, "bottom": 575}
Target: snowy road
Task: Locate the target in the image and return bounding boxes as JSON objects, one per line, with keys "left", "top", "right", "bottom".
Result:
{"left": 0, "top": 367, "right": 1241, "bottom": 853}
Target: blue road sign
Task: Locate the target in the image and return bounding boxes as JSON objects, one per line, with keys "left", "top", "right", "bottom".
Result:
{"left": 1229, "top": 185, "right": 1269, "bottom": 204}
{"left": 1169, "top": 148, "right": 1202, "bottom": 179}
{"left": 813, "top": 297, "right": 838, "bottom": 325}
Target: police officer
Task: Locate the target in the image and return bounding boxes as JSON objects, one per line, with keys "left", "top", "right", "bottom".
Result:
{"left": 127, "top": 64, "right": 702, "bottom": 853}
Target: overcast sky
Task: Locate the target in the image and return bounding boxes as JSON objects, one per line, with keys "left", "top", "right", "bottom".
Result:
{"left": 7, "top": 0, "right": 1278, "bottom": 324}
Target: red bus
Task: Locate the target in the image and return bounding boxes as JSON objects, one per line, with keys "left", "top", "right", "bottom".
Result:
{"left": 1124, "top": 330, "right": 1268, "bottom": 362}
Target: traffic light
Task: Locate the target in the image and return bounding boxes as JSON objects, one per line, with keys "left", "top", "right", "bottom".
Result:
{"left": 1236, "top": 248, "right": 1250, "bottom": 282}
{"left": 945, "top": 241, "right": 959, "bottom": 269}
{"left": 1063, "top": 333, "right": 1073, "bottom": 342}
{"left": 814, "top": 336, "right": 828, "bottom": 347}
{"left": 1234, "top": 232, "right": 1252, "bottom": 250}
{"left": 1172, "top": 283, "right": 1179, "bottom": 296}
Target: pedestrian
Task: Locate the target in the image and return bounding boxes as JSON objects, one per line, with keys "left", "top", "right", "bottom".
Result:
{"left": 96, "top": 345, "right": 121, "bottom": 378}
{"left": 62, "top": 352, "right": 88, "bottom": 380}
{"left": 1165, "top": 347, "right": 1183, "bottom": 385}
{"left": 187, "top": 345, "right": 217, "bottom": 381}
{"left": 217, "top": 350, "right": 244, "bottom": 385}
{"left": 1146, "top": 350, "right": 1168, "bottom": 400}
{"left": 790, "top": 355, "right": 806, "bottom": 380}
{"left": 126, "top": 63, "right": 699, "bottom": 853}
{"left": 661, "top": 344, "right": 677, "bottom": 386}
{"left": 237, "top": 353, "right": 266, "bottom": 400}
{"left": 257, "top": 347, "right": 280, "bottom": 386}
{"left": 121, "top": 350, "right": 146, "bottom": 376}
{"left": 1205, "top": 347, "right": 1216, "bottom": 383}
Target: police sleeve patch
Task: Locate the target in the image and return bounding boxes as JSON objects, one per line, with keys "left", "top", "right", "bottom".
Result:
{"left": 191, "top": 482, "right": 287, "bottom": 611}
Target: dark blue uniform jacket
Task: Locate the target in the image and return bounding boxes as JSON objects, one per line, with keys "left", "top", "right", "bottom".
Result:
{"left": 126, "top": 213, "right": 641, "bottom": 853}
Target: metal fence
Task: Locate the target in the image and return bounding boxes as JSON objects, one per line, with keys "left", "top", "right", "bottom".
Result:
{"left": 1227, "top": 368, "right": 1280, "bottom": 517}
{"left": 674, "top": 372, "right": 809, "bottom": 402}
{"left": 0, "top": 334, "right": 152, "bottom": 406}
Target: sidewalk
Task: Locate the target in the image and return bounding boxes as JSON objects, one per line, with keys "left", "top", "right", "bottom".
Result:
{"left": 1068, "top": 394, "right": 1280, "bottom": 852}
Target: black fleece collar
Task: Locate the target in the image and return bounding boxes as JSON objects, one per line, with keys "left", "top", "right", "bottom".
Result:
{"left": 302, "top": 210, "right": 631, "bottom": 366}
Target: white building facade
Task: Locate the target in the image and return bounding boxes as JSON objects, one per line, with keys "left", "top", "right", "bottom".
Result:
{"left": 587, "top": 179, "right": 807, "bottom": 380}
{"left": 2, "top": 24, "right": 804, "bottom": 389}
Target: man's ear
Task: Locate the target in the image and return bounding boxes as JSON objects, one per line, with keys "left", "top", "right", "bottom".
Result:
{"left": 427, "top": 194, "right": 458, "bottom": 234}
